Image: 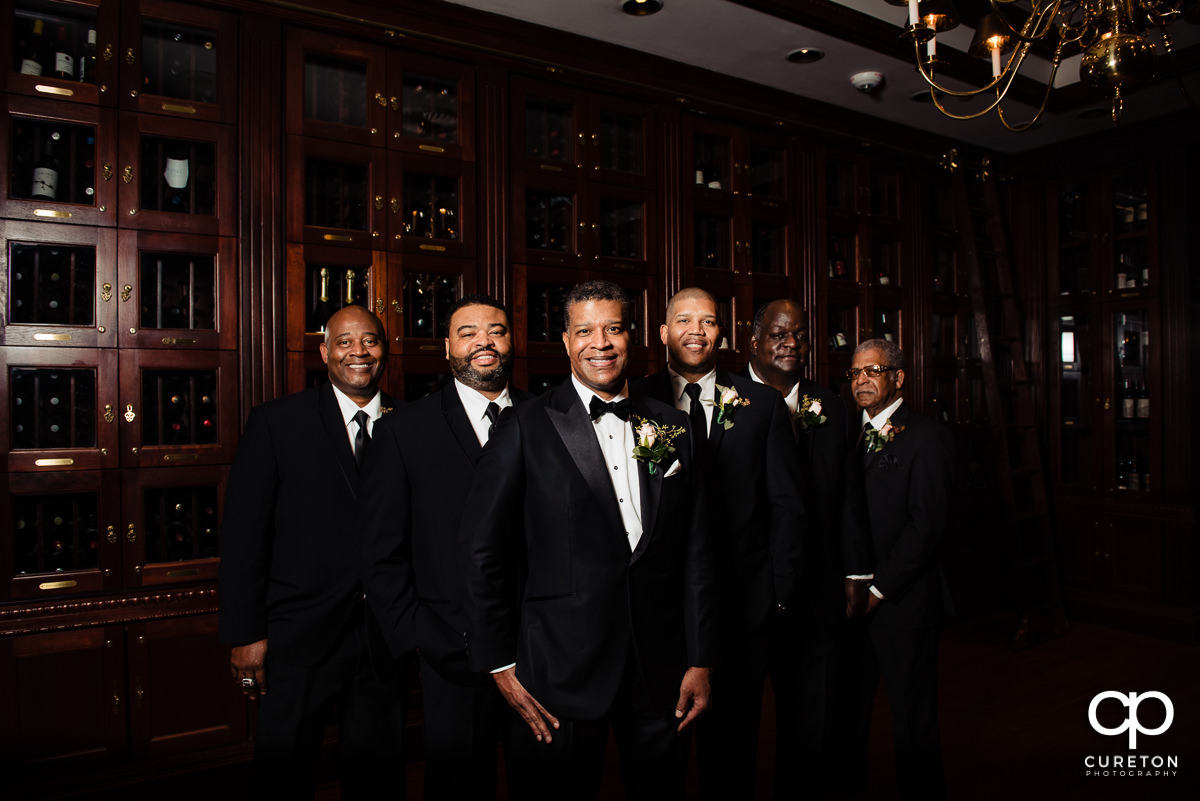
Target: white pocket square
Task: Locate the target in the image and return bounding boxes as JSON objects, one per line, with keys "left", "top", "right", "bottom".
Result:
{"left": 663, "top": 460, "right": 684, "bottom": 478}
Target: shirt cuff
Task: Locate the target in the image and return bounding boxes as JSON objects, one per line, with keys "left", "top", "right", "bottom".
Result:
{"left": 490, "top": 663, "right": 516, "bottom": 674}
{"left": 869, "top": 585, "right": 885, "bottom": 599}
{"left": 846, "top": 574, "right": 874, "bottom": 580}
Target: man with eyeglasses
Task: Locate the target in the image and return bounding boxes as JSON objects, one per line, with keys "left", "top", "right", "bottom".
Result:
{"left": 742, "top": 298, "right": 854, "bottom": 799}
{"left": 842, "top": 338, "right": 954, "bottom": 800}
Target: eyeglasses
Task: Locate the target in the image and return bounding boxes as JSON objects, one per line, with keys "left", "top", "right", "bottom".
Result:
{"left": 845, "top": 365, "right": 895, "bottom": 380}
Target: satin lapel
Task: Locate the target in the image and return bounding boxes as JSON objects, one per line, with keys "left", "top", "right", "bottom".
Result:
{"left": 442, "top": 383, "right": 483, "bottom": 465}
{"left": 545, "top": 383, "right": 624, "bottom": 533}
{"left": 630, "top": 397, "right": 662, "bottom": 562}
{"left": 318, "top": 383, "right": 359, "bottom": 497}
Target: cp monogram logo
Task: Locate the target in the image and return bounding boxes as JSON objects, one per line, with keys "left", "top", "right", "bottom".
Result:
{"left": 1088, "top": 691, "right": 1174, "bottom": 749}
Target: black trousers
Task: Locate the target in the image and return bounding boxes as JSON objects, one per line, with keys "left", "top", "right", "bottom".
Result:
{"left": 504, "top": 646, "right": 691, "bottom": 801}
{"left": 696, "top": 622, "right": 771, "bottom": 801}
{"left": 419, "top": 653, "right": 506, "bottom": 801}
{"left": 253, "top": 607, "right": 409, "bottom": 800}
{"left": 769, "top": 612, "right": 845, "bottom": 800}
{"left": 845, "top": 620, "right": 944, "bottom": 801}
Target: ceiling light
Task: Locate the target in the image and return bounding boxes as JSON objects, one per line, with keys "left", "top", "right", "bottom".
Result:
{"left": 786, "top": 48, "right": 825, "bottom": 64}
{"left": 621, "top": 0, "right": 663, "bottom": 16}
{"left": 890, "top": 0, "right": 1193, "bottom": 131}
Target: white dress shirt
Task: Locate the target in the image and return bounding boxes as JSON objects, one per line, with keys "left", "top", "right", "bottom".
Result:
{"left": 455, "top": 379, "right": 512, "bottom": 447}
{"left": 748, "top": 362, "right": 800, "bottom": 414}
{"left": 571, "top": 375, "right": 643, "bottom": 551}
{"left": 852, "top": 395, "right": 905, "bottom": 599}
{"left": 331, "top": 385, "right": 382, "bottom": 449}
{"left": 667, "top": 366, "right": 716, "bottom": 432}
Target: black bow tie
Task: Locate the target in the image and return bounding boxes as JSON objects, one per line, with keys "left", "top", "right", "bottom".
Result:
{"left": 589, "top": 396, "right": 631, "bottom": 422}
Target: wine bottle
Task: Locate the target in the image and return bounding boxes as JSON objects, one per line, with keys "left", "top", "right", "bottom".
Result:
{"left": 31, "top": 136, "right": 61, "bottom": 200}
{"left": 1120, "top": 380, "right": 1134, "bottom": 419}
{"left": 1135, "top": 380, "right": 1150, "bottom": 419}
{"left": 344, "top": 268, "right": 356, "bottom": 306}
{"left": 831, "top": 250, "right": 848, "bottom": 279}
{"left": 53, "top": 25, "right": 74, "bottom": 80}
{"left": 877, "top": 268, "right": 891, "bottom": 286}
{"left": 78, "top": 29, "right": 97, "bottom": 83}
{"left": 163, "top": 141, "right": 191, "bottom": 212}
{"left": 879, "top": 313, "right": 895, "bottom": 343}
{"left": 20, "top": 18, "right": 49, "bottom": 76}
{"left": 313, "top": 267, "right": 336, "bottom": 333}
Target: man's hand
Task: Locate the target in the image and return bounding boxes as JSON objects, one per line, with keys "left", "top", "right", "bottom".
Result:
{"left": 865, "top": 591, "right": 883, "bottom": 615}
{"left": 493, "top": 667, "right": 559, "bottom": 744}
{"left": 844, "top": 578, "right": 870, "bottom": 618}
{"left": 675, "top": 666, "right": 712, "bottom": 732}
{"left": 230, "top": 638, "right": 268, "bottom": 699}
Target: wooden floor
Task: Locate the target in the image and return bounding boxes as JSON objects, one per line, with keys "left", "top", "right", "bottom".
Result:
{"left": 69, "top": 614, "right": 1199, "bottom": 800}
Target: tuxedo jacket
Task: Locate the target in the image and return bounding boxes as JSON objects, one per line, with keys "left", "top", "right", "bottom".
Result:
{"left": 844, "top": 403, "right": 954, "bottom": 630}
{"left": 459, "top": 380, "right": 717, "bottom": 720}
{"left": 357, "top": 382, "right": 534, "bottom": 681}
{"left": 635, "top": 368, "right": 804, "bottom": 635}
{"left": 217, "top": 383, "right": 398, "bottom": 667}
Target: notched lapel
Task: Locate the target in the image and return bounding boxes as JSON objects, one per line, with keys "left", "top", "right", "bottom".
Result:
{"left": 442, "top": 384, "right": 483, "bottom": 465}
{"left": 318, "top": 385, "right": 359, "bottom": 496}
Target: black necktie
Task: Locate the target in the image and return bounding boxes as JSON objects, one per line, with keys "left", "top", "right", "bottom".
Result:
{"left": 484, "top": 401, "right": 501, "bottom": 438}
{"left": 589, "top": 396, "right": 631, "bottom": 422}
{"left": 857, "top": 421, "right": 872, "bottom": 462}
{"left": 684, "top": 383, "right": 707, "bottom": 442}
{"left": 353, "top": 409, "right": 371, "bottom": 468}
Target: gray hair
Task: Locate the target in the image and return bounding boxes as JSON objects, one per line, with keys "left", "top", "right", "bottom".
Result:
{"left": 854, "top": 338, "right": 905, "bottom": 371}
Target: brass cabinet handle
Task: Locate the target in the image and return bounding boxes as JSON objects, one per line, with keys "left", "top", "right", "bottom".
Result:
{"left": 104, "top": 404, "right": 115, "bottom": 423}
{"left": 375, "top": 298, "right": 384, "bottom": 315}
{"left": 101, "top": 162, "right": 113, "bottom": 181}
{"left": 374, "top": 195, "right": 384, "bottom": 210}
{"left": 122, "top": 165, "right": 133, "bottom": 184}
{"left": 123, "top": 404, "right": 136, "bottom": 423}
{"left": 107, "top": 524, "right": 117, "bottom": 544}
{"left": 375, "top": 92, "right": 388, "bottom": 107}
{"left": 126, "top": 523, "right": 137, "bottom": 543}
{"left": 101, "top": 283, "right": 113, "bottom": 302}
{"left": 390, "top": 96, "right": 399, "bottom": 111}
{"left": 102, "top": 43, "right": 113, "bottom": 62}
{"left": 392, "top": 300, "right": 403, "bottom": 314}
{"left": 124, "top": 47, "right": 135, "bottom": 65}
{"left": 120, "top": 284, "right": 133, "bottom": 302}
{"left": 390, "top": 198, "right": 400, "bottom": 214}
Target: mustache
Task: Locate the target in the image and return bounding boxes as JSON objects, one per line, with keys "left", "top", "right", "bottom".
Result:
{"left": 469, "top": 345, "right": 497, "bottom": 359}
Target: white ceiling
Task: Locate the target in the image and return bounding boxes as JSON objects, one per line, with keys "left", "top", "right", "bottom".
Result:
{"left": 445, "top": 0, "right": 1199, "bottom": 153}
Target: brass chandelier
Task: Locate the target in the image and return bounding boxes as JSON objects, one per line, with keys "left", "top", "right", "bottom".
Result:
{"left": 890, "top": 0, "right": 1198, "bottom": 130}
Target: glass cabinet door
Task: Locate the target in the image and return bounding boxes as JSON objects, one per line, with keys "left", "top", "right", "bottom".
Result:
{"left": 1052, "top": 181, "right": 1094, "bottom": 297}
{"left": 1110, "top": 173, "right": 1153, "bottom": 295}
{"left": 1055, "top": 311, "right": 1097, "bottom": 489}
{"left": 285, "top": 26, "right": 385, "bottom": 147}
{"left": 1111, "top": 309, "right": 1152, "bottom": 494}
{"left": 390, "top": 155, "right": 473, "bottom": 258}
{"left": 122, "top": 0, "right": 238, "bottom": 124}
{"left": 122, "top": 466, "right": 226, "bottom": 587}
{"left": 392, "top": 52, "right": 475, "bottom": 162}
{"left": 287, "top": 135, "right": 385, "bottom": 249}
{"left": 285, "top": 244, "right": 383, "bottom": 351}
{"left": 118, "top": 114, "right": 235, "bottom": 236}
{"left": 118, "top": 348, "right": 237, "bottom": 468}
{"left": 8, "top": 0, "right": 112, "bottom": 107}
{"left": 3, "top": 470, "right": 122, "bottom": 599}
{"left": 517, "top": 178, "right": 577, "bottom": 268}
{"left": 3, "top": 95, "right": 118, "bottom": 226}
{"left": 1, "top": 346, "right": 120, "bottom": 471}
{"left": 2, "top": 221, "right": 118, "bottom": 348}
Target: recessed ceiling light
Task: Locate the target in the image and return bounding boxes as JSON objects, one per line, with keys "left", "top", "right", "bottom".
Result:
{"left": 786, "top": 48, "right": 824, "bottom": 64}
{"left": 621, "top": 0, "right": 663, "bottom": 16}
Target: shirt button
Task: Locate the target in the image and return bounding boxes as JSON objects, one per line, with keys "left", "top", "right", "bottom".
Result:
{"left": 619, "top": 498, "right": 624, "bottom": 503}
{"left": 613, "top": 465, "right": 619, "bottom": 471}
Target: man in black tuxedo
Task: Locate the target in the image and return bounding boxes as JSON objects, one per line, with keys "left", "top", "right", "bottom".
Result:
{"left": 460, "top": 280, "right": 715, "bottom": 801}
{"left": 218, "top": 305, "right": 406, "bottom": 799}
{"left": 633, "top": 288, "right": 803, "bottom": 801}
{"left": 742, "top": 298, "right": 853, "bottom": 799}
{"left": 358, "top": 294, "right": 533, "bottom": 800}
{"left": 843, "top": 338, "right": 954, "bottom": 800}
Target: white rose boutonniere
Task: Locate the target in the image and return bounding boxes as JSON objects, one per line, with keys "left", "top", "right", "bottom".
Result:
{"left": 794, "top": 395, "right": 827, "bottom": 430}
{"left": 631, "top": 416, "right": 685, "bottom": 475}
{"left": 864, "top": 419, "right": 904, "bottom": 453}
{"left": 705, "top": 384, "right": 751, "bottom": 430}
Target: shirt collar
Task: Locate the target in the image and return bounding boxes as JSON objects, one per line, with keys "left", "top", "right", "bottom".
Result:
{"left": 864, "top": 396, "right": 904, "bottom": 429}
{"left": 455, "top": 378, "right": 511, "bottom": 422}
{"left": 331, "top": 384, "right": 382, "bottom": 425}
{"left": 571, "top": 374, "right": 628, "bottom": 410}
{"left": 667, "top": 365, "right": 716, "bottom": 402}
{"left": 747, "top": 363, "right": 799, "bottom": 412}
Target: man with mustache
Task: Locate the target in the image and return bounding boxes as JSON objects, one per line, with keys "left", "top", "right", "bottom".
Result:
{"left": 743, "top": 298, "right": 853, "bottom": 799}
{"left": 359, "top": 294, "right": 533, "bottom": 800}
{"left": 219, "top": 305, "right": 404, "bottom": 798}
{"left": 634, "top": 287, "right": 804, "bottom": 800}
{"left": 843, "top": 338, "right": 954, "bottom": 800}
{"left": 460, "top": 280, "right": 715, "bottom": 800}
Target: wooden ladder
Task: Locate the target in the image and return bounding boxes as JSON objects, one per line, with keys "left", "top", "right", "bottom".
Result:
{"left": 952, "top": 153, "right": 1067, "bottom": 649}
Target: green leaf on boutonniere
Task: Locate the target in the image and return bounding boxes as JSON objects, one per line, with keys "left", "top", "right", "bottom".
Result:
{"left": 706, "top": 384, "right": 751, "bottom": 431}
{"left": 793, "top": 394, "right": 827, "bottom": 430}
{"left": 632, "top": 416, "right": 685, "bottom": 475}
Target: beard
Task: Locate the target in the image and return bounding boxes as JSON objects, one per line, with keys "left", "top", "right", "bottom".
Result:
{"left": 450, "top": 347, "right": 513, "bottom": 393}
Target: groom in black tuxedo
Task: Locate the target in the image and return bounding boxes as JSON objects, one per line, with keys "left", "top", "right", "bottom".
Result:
{"left": 460, "top": 280, "right": 715, "bottom": 801}
{"left": 843, "top": 338, "right": 954, "bottom": 800}
{"left": 218, "top": 305, "right": 404, "bottom": 799}
{"left": 358, "top": 294, "right": 534, "bottom": 800}
{"left": 633, "top": 288, "right": 803, "bottom": 801}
